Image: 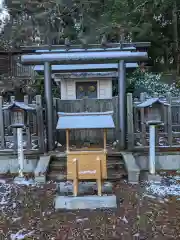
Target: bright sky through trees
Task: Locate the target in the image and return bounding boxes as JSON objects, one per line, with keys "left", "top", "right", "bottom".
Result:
{"left": 0, "top": 0, "right": 9, "bottom": 32}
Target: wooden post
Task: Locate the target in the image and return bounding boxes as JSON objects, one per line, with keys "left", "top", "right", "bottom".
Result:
{"left": 133, "top": 98, "right": 139, "bottom": 132}
{"left": 66, "top": 129, "right": 69, "bottom": 152}
{"left": 113, "top": 96, "right": 119, "bottom": 141}
{"left": 97, "top": 156, "right": 102, "bottom": 196}
{"left": 24, "top": 95, "right": 31, "bottom": 150}
{"left": 166, "top": 92, "right": 172, "bottom": 146}
{"left": 73, "top": 158, "right": 78, "bottom": 197}
{"left": 103, "top": 129, "right": 107, "bottom": 151}
{"left": 140, "top": 93, "right": 146, "bottom": 146}
{"left": 32, "top": 100, "right": 37, "bottom": 134}
{"left": 164, "top": 101, "right": 168, "bottom": 136}
{"left": 153, "top": 92, "right": 159, "bottom": 146}
{"left": 127, "top": 93, "right": 134, "bottom": 150}
{"left": 10, "top": 96, "right": 17, "bottom": 150}
{"left": 36, "top": 95, "right": 45, "bottom": 153}
{"left": 0, "top": 96, "right": 5, "bottom": 149}
{"left": 53, "top": 98, "right": 58, "bottom": 143}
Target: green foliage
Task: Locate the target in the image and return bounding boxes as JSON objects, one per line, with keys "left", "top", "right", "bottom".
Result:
{"left": 31, "top": 75, "right": 60, "bottom": 98}
{"left": 1, "top": 0, "right": 180, "bottom": 74}
{"left": 128, "top": 68, "right": 180, "bottom": 97}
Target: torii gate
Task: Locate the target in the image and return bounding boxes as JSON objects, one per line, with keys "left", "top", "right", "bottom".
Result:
{"left": 20, "top": 42, "right": 149, "bottom": 151}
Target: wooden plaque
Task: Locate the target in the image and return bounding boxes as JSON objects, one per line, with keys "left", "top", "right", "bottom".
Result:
{"left": 67, "top": 151, "right": 107, "bottom": 180}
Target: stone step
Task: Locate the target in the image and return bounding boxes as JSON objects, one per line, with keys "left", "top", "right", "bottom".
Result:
{"left": 47, "top": 169, "right": 127, "bottom": 182}
{"left": 49, "top": 162, "right": 66, "bottom": 170}
{"left": 55, "top": 195, "right": 117, "bottom": 210}
{"left": 49, "top": 159, "right": 124, "bottom": 169}
{"left": 47, "top": 153, "right": 127, "bottom": 182}
{"left": 52, "top": 154, "right": 124, "bottom": 163}
{"left": 55, "top": 157, "right": 67, "bottom": 162}
{"left": 55, "top": 154, "right": 123, "bottom": 161}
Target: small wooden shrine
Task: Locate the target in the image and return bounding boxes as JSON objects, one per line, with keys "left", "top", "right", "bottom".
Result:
{"left": 56, "top": 111, "right": 115, "bottom": 196}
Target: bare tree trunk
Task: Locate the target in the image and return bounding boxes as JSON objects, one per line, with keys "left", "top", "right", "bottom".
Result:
{"left": 164, "top": 46, "right": 169, "bottom": 70}
{"left": 172, "top": 0, "right": 179, "bottom": 76}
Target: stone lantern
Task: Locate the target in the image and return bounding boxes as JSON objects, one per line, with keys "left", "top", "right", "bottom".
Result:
{"left": 3, "top": 101, "right": 35, "bottom": 177}
{"left": 137, "top": 98, "right": 169, "bottom": 175}
{"left": 137, "top": 98, "right": 167, "bottom": 125}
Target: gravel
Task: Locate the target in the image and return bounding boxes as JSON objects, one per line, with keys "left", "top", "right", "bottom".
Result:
{"left": 0, "top": 179, "right": 179, "bottom": 239}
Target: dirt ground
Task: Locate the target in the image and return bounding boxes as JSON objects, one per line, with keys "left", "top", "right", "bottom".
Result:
{"left": 0, "top": 180, "right": 179, "bottom": 240}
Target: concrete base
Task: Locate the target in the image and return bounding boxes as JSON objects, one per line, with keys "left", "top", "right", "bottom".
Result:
{"left": 34, "top": 155, "right": 51, "bottom": 178}
{"left": 140, "top": 172, "right": 162, "bottom": 183}
{"left": 0, "top": 156, "right": 38, "bottom": 174}
{"left": 128, "top": 171, "right": 140, "bottom": 184}
{"left": 121, "top": 152, "right": 140, "bottom": 184}
{"left": 34, "top": 155, "right": 51, "bottom": 183}
{"left": 57, "top": 181, "right": 113, "bottom": 195}
{"left": 35, "top": 175, "right": 46, "bottom": 183}
{"left": 147, "top": 174, "right": 162, "bottom": 183}
{"left": 55, "top": 195, "right": 117, "bottom": 210}
{"left": 135, "top": 154, "right": 180, "bottom": 171}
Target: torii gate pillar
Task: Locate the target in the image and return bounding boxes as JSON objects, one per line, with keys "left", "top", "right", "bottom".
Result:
{"left": 118, "top": 60, "right": 126, "bottom": 149}
{"left": 44, "top": 62, "right": 54, "bottom": 151}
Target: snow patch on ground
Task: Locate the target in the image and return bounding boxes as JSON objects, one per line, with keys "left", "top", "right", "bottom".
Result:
{"left": 13, "top": 178, "right": 36, "bottom": 186}
{"left": 0, "top": 182, "right": 16, "bottom": 206}
{"left": 11, "top": 230, "right": 35, "bottom": 240}
{"left": 146, "top": 176, "right": 180, "bottom": 198}
{"left": 0, "top": 180, "right": 56, "bottom": 238}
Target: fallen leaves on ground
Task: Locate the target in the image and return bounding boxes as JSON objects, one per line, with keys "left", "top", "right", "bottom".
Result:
{"left": 0, "top": 181, "right": 179, "bottom": 239}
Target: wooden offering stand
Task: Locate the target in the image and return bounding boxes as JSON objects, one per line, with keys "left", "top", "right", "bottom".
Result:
{"left": 56, "top": 111, "right": 115, "bottom": 197}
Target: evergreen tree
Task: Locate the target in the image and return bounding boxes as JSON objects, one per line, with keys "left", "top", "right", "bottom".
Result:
{"left": 1, "top": 0, "right": 180, "bottom": 74}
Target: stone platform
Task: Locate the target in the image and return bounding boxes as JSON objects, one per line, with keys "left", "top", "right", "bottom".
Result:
{"left": 55, "top": 195, "right": 117, "bottom": 210}
{"left": 57, "top": 181, "right": 113, "bottom": 195}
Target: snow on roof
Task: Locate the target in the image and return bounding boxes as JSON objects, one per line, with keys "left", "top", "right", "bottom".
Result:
{"left": 137, "top": 98, "right": 169, "bottom": 108}
{"left": 56, "top": 111, "right": 115, "bottom": 129}
{"left": 3, "top": 101, "right": 35, "bottom": 111}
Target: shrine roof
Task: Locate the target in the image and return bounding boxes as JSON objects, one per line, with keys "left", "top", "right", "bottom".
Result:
{"left": 56, "top": 111, "right": 115, "bottom": 129}
{"left": 137, "top": 98, "right": 169, "bottom": 108}
{"left": 3, "top": 101, "right": 35, "bottom": 111}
